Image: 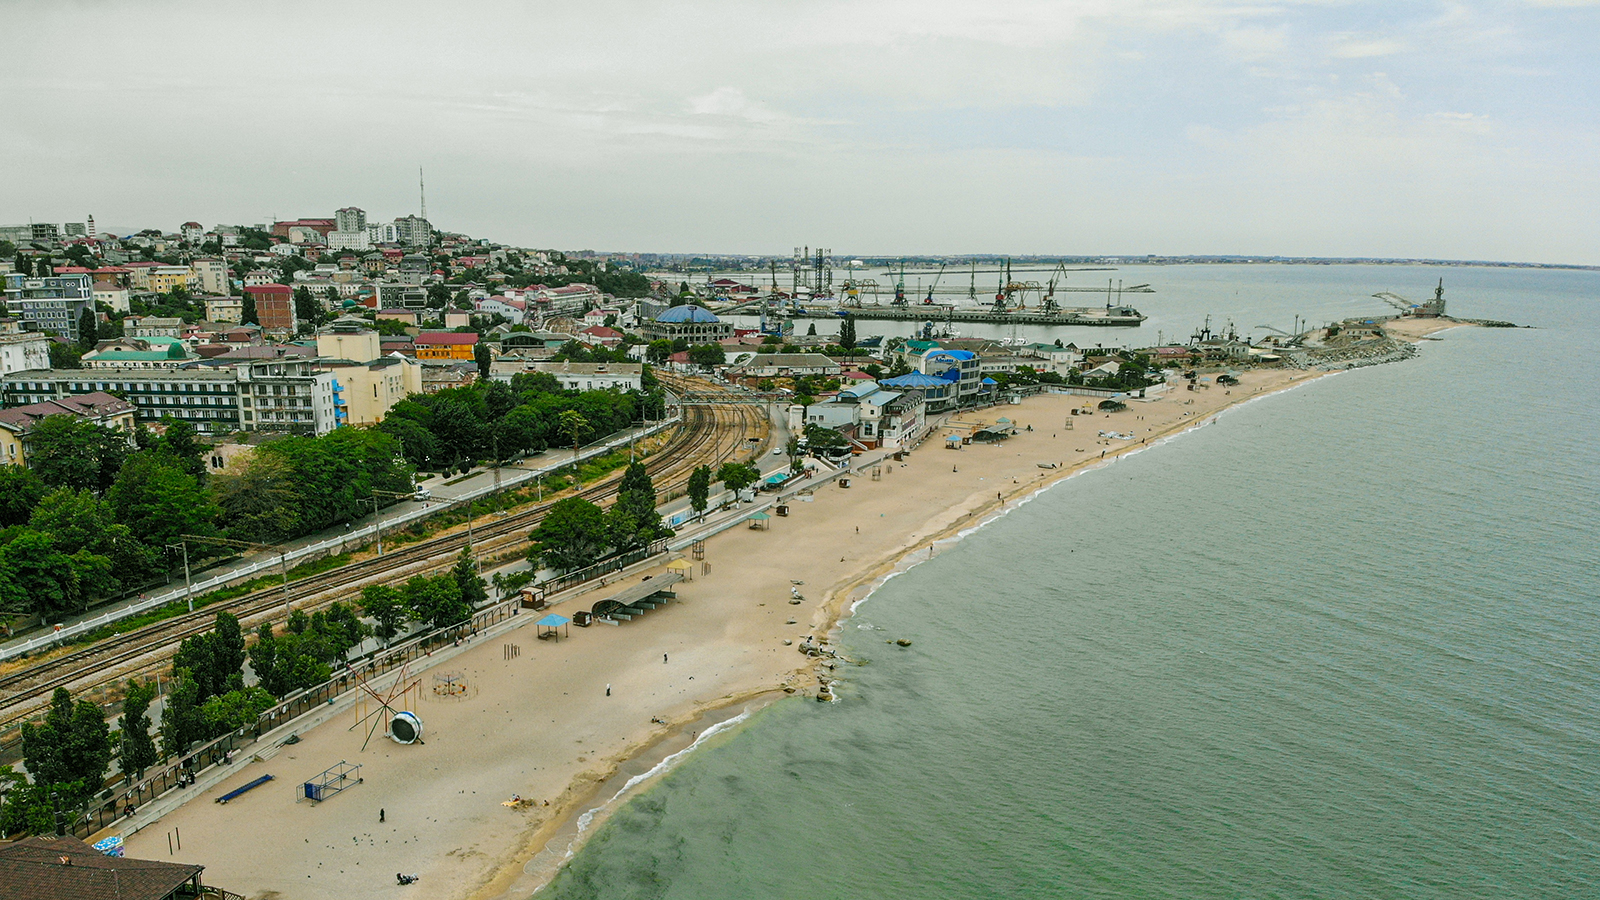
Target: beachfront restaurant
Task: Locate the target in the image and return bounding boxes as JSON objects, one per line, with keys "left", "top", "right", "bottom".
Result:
{"left": 972, "top": 418, "right": 1018, "bottom": 442}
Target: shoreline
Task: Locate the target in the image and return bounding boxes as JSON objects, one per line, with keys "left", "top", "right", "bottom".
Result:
{"left": 121, "top": 320, "right": 1464, "bottom": 900}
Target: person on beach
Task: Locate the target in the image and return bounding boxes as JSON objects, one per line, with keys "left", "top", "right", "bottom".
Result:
{"left": 606, "top": 684, "right": 611, "bottom": 696}
{"left": 380, "top": 808, "right": 385, "bottom": 822}
{"left": 663, "top": 653, "right": 668, "bottom": 663}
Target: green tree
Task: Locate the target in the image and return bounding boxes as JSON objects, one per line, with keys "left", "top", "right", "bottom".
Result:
{"left": 451, "top": 547, "right": 488, "bottom": 609}
{"left": 0, "top": 465, "right": 48, "bottom": 528}
{"left": 614, "top": 461, "right": 667, "bottom": 548}
{"left": 0, "top": 531, "right": 83, "bottom": 619}
{"left": 21, "top": 687, "right": 112, "bottom": 811}
{"left": 119, "top": 679, "right": 159, "bottom": 781}
{"left": 26, "top": 415, "right": 129, "bottom": 493}
{"left": 687, "top": 464, "right": 711, "bottom": 520}
{"left": 529, "top": 497, "right": 610, "bottom": 572}
{"left": 716, "top": 461, "right": 760, "bottom": 499}
{"left": 77, "top": 308, "right": 99, "bottom": 351}
{"left": 688, "top": 343, "right": 726, "bottom": 368}
{"left": 405, "top": 573, "right": 470, "bottom": 630}
{"left": 47, "top": 342, "right": 82, "bottom": 368}
{"left": 558, "top": 409, "right": 590, "bottom": 456}
{"left": 159, "top": 670, "right": 204, "bottom": 758}
{"left": 786, "top": 435, "right": 803, "bottom": 473}
{"left": 241, "top": 293, "right": 259, "bottom": 325}
{"left": 360, "top": 584, "right": 408, "bottom": 645}
{"left": 199, "top": 687, "right": 275, "bottom": 736}
{"left": 474, "top": 341, "right": 492, "bottom": 380}
{"left": 293, "top": 286, "right": 319, "bottom": 325}
{"left": 107, "top": 451, "right": 220, "bottom": 549}
{"left": 646, "top": 339, "right": 674, "bottom": 364}
{"left": 838, "top": 314, "right": 858, "bottom": 350}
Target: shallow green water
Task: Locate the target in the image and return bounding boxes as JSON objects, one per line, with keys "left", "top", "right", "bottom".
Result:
{"left": 543, "top": 267, "right": 1600, "bottom": 899}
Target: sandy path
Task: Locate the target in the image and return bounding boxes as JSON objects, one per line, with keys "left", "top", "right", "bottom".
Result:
{"left": 123, "top": 352, "right": 1440, "bottom": 899}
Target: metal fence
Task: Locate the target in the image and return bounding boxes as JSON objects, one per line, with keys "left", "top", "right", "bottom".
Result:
{"left": 537, "top": 540, "right": 670, "bottom": 596}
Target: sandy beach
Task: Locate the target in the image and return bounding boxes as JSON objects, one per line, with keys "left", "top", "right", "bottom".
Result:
{"left": 121, "top": 327, "right": 1461, "bottom": 899}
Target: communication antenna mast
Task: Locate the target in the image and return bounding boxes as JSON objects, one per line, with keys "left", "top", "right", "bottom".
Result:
{"left": 419, "top": 167, "right": 427, "bottom": 220}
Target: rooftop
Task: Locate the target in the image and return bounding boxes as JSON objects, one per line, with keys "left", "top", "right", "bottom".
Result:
{"left": 0, "top": 835, "right": 205, "bottom": 900}
{"left": 655, "top": 305, "right": 721, "bottom": 324}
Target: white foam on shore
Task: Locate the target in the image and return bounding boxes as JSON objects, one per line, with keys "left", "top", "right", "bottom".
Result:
{"left": 568, "top": 710, "right": 752, "bottom": 847}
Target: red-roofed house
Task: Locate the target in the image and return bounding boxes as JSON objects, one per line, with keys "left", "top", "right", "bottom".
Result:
{"left": 578, "top": 325, "right": 623, "bottom": 348}
{"left": 0, "top": 391, "right": 135, "bottom": 467}
{"left": 414, "top": 331, "right": 478, "bottom": 360}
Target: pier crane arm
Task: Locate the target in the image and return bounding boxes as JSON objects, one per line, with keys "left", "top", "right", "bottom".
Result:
{"left": 1372, "top": 291, "right": 1415, "bottom": 313}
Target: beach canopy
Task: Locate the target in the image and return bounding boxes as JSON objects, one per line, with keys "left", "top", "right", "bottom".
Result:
{"left": 536, "top": 614, "right": 570, "bottom": 627}
{"left": 666, "top": 559, "right": 693, "bottom": 571}
{"left": 748, "top": 511, "right": 771, "bottom": 520}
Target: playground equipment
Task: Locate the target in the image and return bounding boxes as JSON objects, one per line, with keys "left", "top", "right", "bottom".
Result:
{"left": 216, "top": 774, "right": 274, "bottom": 804}
{"left": 301, "top": 761, "right": 362, "bottom": 802}
{"left": 350, "top": 660, "right": 423, "bottom": 751}
{"left": 390, "top": 712, "right": 424, "bottom": 745}
{"left": 433, "top": 672, "right": 468, "bottom": 697}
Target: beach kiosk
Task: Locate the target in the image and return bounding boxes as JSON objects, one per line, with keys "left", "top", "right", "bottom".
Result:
{"left": 536, "top": 613, "right": 570, "bottom": 641}
{"left": 747, "top": 511, "right": 771, "bottom": 530}
{"left": 667, "top": 558, "right": 694, "bottom": 582}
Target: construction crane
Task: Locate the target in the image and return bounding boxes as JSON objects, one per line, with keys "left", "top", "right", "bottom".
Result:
{"left": 923, "top": 263, "right": 946, "bottom": 304}
{"left": 967, "top": 261, "right": 977, "bottom": 301}
{"left": 891, "top": 260, "right": 908, "bottom": 307}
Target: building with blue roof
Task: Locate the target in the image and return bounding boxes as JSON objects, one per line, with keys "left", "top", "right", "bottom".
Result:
{"left": 802, "top": 379, "right": 930, "bottom": 450}
{"left": 641, "top": 304, "right": 733, "bottom": 343}
{"left": 916, "top": 348, "right": 983, "bottom": 408}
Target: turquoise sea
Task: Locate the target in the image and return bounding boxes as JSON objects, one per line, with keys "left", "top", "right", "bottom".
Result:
{"left": 544, "top": 266, "right": 1600, "bottom": 899}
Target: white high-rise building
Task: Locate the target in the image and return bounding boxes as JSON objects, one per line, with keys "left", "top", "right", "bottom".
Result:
{"left": 335, "top": 206, "right": 367, "bottom": 233}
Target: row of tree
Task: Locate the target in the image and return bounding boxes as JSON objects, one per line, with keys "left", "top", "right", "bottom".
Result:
{"left": 377, "top": 377, "right": 661, "bottom": 474}
{"left": 0, "top": 417, "right": 412, "bottom": 619}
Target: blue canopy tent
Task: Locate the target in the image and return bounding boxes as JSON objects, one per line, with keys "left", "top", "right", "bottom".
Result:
{"left": 536, "top": 613, "right": 570, "bottom": 641}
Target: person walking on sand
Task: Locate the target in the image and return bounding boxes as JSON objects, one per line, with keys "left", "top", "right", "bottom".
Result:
{"left": 663, "top": 653, "right": 668, "bottom": 664}
{"left": 380, "top": 808, "right": 385, "bottom": 823}
{"left": 606, "top": 684, "right": 611, "bottom": 697}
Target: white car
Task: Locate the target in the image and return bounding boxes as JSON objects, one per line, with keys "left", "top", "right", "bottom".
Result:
{"left": 772, "top": 447, "right": 784, "bottom": 455}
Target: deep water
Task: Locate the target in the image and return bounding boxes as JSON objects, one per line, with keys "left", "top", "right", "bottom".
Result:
{"left": 542, "top": 266, "right": 1600, "bottom": 899}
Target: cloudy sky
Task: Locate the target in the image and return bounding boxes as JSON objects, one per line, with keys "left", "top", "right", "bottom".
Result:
{"left": 4, "top": 1, "right": 1597, "bottom": 263}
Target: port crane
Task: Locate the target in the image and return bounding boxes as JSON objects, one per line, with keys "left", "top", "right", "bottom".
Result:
{"left": 923, "top": 263, "right": 946, "bottom": 304}
{"left": 890, "top": 261, "right": 909, "bottom": 307}
{"left": 1040, "top": 264, "right": 1068, "bottom": 314}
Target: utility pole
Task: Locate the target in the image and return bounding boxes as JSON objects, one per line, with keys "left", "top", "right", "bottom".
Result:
{"left": 167, "top": 542, "right": 195, "bottom": 612}
{"left": 370, "top": 490, "right": 413, "bottom": 556}
{"left": 179, "top": 533, "right": 281, "bottom": 614}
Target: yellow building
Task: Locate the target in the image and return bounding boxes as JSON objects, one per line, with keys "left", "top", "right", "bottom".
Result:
{"left": 316, "top": 324, "right": 382, "bottom": 362}
{"left": 326, "top": 356, "right": 423, "bottom": 425}
{"left": 413, "top": 331, "right": 478, "bottom": 361}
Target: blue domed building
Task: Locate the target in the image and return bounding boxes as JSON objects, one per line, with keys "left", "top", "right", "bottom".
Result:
{"left": 641, "top": 304, "right": 733, "bottom": 343}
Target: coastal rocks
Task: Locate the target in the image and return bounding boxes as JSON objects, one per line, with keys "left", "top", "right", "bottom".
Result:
{"left": 886, "top": 638, "right": 913, "bottom": 647}
{"left": 816, "top": 689, "right": 833, "bottom": 702}
{"left": 782, "top": 639, "right": 793, "bottom": 645}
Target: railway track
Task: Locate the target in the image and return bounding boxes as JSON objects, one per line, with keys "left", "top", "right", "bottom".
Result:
{"left": 0, "top": 391, "right": 769, "bottom": 729}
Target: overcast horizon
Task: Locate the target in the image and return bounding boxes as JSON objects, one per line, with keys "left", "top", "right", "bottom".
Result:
{"left": 4, "top": 1, "right": 1598, "bottom": 265}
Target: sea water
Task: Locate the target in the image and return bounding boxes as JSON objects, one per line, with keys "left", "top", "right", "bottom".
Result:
{"left": 542, "top": 266, "right": 1600, "bottom": 899}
